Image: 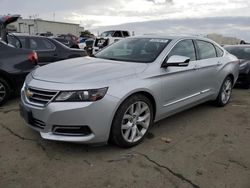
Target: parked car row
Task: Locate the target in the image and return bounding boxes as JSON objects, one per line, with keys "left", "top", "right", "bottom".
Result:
{"left": 0, "top": 40, "right": 38, "bottom": 105}
{"left": 224, "top": 45, "right": 250, "bottom": 88}
{"left": 7, "top": 34, "right": 87, "bottom": 66}
{"left": 0, "top": 15, "right": 87, "bottom": 105}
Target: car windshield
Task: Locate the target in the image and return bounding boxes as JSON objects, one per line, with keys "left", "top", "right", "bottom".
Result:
{"left": 225, "top": 46, "right": 250, "bottom": 60}
{"left": 100, "top": 31, "right": 115, "bottom": 37}
{"left": 95, "top": 38, "right": 171, "bottom": 63}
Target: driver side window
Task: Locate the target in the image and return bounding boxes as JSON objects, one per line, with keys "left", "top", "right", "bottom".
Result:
{"left": 168, "top": 40, "right": 196, "bottom": 61}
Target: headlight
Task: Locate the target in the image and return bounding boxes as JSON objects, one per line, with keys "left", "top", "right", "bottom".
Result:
{"left": 55, "top": 87, "right": 108, "bottom": 102}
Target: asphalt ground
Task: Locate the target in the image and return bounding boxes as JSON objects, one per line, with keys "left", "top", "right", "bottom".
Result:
{"left": 0, "top": 88, "right": 249, "bottom": 188}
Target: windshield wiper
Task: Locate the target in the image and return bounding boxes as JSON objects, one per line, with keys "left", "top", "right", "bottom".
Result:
{"left": 90, "top": 54, "right": 96, "bottom": 58}
{"left": 103, "top": 57, "right": 120, "bottom": 61}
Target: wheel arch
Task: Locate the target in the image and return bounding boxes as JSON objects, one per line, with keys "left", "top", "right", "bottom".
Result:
{"left": 227, "top": 73, "right": 234, "bottom": 84}
{"left": 116, "top": 90, "right": 157, "bottom": 120}
{"left": 108, "top": 89, "right": 157, "bottom": 141}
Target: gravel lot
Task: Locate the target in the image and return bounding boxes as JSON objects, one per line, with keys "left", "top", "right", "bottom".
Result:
{"left": 0, "top": 88, "right": 250, "bottom": 188}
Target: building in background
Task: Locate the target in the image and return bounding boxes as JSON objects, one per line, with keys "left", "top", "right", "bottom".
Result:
{"left": 9, "top": 18, "right": 84, "bottom": 36}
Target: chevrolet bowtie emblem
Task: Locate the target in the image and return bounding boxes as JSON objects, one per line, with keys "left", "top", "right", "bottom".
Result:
{"left": 25, "top": 89, "right": 33, "bottom": 98}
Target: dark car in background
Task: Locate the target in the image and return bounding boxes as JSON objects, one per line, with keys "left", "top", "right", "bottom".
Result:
{"left": 0, "top": 41, "right": 38, "bottom": 105}
{"left": 37, "top": 32, "right": 53, "bottom": 37}
{"left": 0, "top": 14, "right": 38, "bottom": 105}
{"left": 53, "top": 37, "right": 71, "bottom": 47}
{"left": 224, "top": 45, "right": 250, "bottom": 88}
{"left": 8, "top": 34, "right": 87, "bottom": 65}
{"left": 57, "top": 34, "right": 79, "bottom": 48}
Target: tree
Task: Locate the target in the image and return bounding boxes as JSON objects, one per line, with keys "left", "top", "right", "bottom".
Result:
{"left": 80, "top": 30, "right": 92, "bottom": 37}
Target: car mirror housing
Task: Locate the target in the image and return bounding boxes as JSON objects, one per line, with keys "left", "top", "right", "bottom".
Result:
{"left": 162, "top": 55, "right": 190, "bottom": 68}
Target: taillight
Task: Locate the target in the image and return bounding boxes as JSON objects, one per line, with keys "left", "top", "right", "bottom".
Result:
{"left": 28, "top": 51, "right": 38, "bottom": 63}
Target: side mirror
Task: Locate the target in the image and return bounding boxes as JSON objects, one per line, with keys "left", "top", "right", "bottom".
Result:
{"left": 162, "top": 55, "right": 190, "bottom": 68}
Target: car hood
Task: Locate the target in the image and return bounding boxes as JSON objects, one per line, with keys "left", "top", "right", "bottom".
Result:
{"left": 32, "top": 57, "right": 148, "bottom": 84}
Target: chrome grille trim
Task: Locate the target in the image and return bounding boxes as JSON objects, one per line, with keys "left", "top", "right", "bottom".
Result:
{"left": 24, "top": 87, "right": 59, "bottom": 107}
{"left": 28, "top": 91, "right": 55, "bottom": 97}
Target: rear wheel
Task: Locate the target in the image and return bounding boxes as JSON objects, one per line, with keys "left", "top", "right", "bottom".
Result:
{"left": 214, "top": 76, "right": 233, "bottom": 107}
{"left": 0, "top": 78, "right": 11, "bottom": 106}
{"left": 110, "top": 94, "right": 153, "bottom": 148}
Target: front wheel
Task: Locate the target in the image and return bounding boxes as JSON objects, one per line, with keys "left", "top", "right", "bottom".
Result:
{"left": 0, "top": 78, "right": 11, "bottom": 106}
{"left": 110, "top": 94, "right": 153, "bottom": 148}
{"left": 214, "top": 76, "right": 233, "bottom": 107}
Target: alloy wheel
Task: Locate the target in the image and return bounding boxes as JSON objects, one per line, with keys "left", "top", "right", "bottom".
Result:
{"left": 221, "top": 79, "right": 232, "bottom": 104}
{"left": 121, "top": 101, "right": 151, "bottom": 143}
{"left": 0, "top": 82, "right": 6, "bottom": 103}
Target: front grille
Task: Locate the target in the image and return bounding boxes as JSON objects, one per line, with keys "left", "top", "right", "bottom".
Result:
{"left": 32, "top": 118, "right": 46, "bottom": 129}
{"left": 25, "top": 87, "right": 58, "bottom": 107}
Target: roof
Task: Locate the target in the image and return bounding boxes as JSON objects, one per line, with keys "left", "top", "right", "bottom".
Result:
{"left": 9, "top": 33, "right": 51, "bottom": 39}
{"left": 132, "top": 34, "right": 211, "bottom": 41}
{"left": 224, "top": 44, "right": 250, "bottom": 48}
{"left": 19, "top": 18, "right": 79, "bottom": 26}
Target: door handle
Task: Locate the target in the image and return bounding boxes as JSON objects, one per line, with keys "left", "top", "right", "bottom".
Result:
{"left": 54, "top": 53, "right": 58, "bottom": 57}
{"left": 217, "top": 61, "right": 222, "bottom": 66}
{"left": 194, "top": 65, "right": 199, "bottom": 70}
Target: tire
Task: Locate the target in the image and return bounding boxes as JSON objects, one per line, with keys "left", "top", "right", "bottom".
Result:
{"left": 0, "top": 78, "right": 11, "bottom": 106}
{"left": 242, "top": 72, "right": 250, "bottom": 89}
{"left": 214, "top": 76, "right": 233, "bottom": 107}
{"left": 110, "top": 94, "right": 154, "bottom": 148}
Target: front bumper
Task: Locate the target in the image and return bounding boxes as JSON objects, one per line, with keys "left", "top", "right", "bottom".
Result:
{"left": 20, "top": 87, "right": 120, "bottom": 144}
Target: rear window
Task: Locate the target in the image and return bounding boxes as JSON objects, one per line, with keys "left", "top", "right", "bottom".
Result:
{"left": 196, "top": 40, "right": 217, "bottom": 59}
{"left": 122, "top": 31, "right": 130, "bottom": 37}
{"left": 100, "top": 31, "right": 114, "bottom": 37}
{"left": 7, "top": 35, "right": 26, "bottom": 48}
{"left": 113, "top": 31, "right": 123, "bottom": 38}
{"left": 30, "top": 38, "right": 55, "bottom": 50}
{"left": 224, "top": 46, "right": 250, "bottom": 60}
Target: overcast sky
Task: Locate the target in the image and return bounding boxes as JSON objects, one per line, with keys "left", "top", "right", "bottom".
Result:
{"left": 1, "top": 0, "right": 250, "bottom": 40}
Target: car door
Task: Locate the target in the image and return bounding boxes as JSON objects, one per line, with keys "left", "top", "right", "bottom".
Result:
{"left": 28, "top": 37, "right": 59, "bottom": 65}
{"left": 194, "top": 40, "right": 221, "bottom": 95}
{"left": 160, "top": 39, "right": 203, "bottom": 116}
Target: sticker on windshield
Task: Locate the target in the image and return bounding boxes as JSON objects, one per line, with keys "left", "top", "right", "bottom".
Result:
{"left": 149, "top": 39, "right": 169, "bottom": 43}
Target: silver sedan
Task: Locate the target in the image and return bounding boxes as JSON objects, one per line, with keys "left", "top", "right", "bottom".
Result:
{"left": 20, "top": 36, "right": 239, "bottom": 147}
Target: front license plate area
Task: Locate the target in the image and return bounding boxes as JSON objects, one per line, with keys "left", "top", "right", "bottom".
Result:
{"left": 19, "top": 103, "right": 34, "bottom": 124}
